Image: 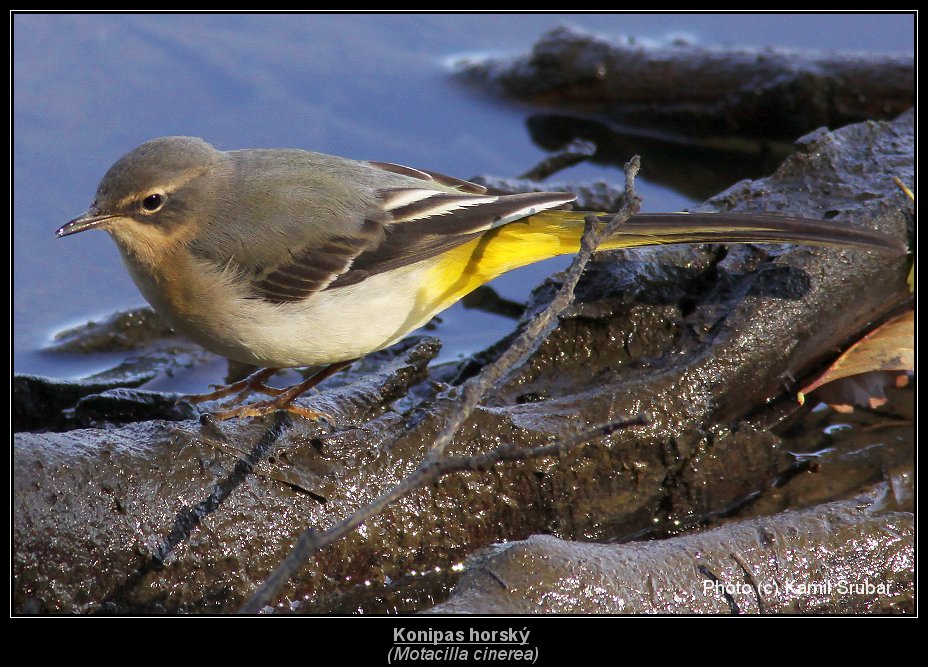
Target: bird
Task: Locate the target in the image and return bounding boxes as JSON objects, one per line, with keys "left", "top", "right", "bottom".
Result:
{"left": 57, "top": 136, "right": 903, "bottom": 420}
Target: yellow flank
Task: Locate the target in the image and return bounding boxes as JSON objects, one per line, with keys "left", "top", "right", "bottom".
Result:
{"left": 414, "top": 209, "right": 796, "bottom": 328}
{"left": 418, "top": 211, "right": 614, "bottom": 323}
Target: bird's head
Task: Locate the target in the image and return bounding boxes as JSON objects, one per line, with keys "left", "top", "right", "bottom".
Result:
{"left": 57, "top": 136, "right": 226, "bottom": 268}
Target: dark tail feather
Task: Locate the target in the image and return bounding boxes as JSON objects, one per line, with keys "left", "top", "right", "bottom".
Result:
{"left": 603, "top": 213, "right": 904, "bottom": 253}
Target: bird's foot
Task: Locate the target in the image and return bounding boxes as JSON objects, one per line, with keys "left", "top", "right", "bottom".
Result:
{"left": 208, "top": 396, "right": 331, "bottom": 422}
{"left": 186, "top": 361, "right": 352, "bottom": 422}
{"left": 184, "top": 367, "right": 284, "bottom": 405}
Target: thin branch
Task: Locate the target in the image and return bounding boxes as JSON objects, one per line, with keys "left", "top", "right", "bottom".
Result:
{"left": 517, "top": 138, "right": 597, "bottom": 181}
{"left": 239, "top": 416, "right": 646, "bottom": 614}
{"left": 239, "top": 156, "right": 644, "bottom": 614}
{"left": 427, "top": 155, "right": 641, "bottom": 461}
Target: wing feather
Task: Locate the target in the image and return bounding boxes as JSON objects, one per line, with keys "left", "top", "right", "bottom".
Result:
{"left": 251, "top": 185, "right": 576, "bottom": 302}
{"left": 367, "top": 161, "right": 489, "bottom": 194}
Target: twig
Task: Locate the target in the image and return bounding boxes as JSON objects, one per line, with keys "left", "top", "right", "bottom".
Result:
{"left": 239, "top": 416, "right": 645, "bottom": 614}
{"left": 238, "top": 156, "right": 644, "bottom": 614}
{"left": 427, "top": 155, "right": 641, "bottom": 461}
{"left": 517, "top": 139, "right": 597, "bottom": 181}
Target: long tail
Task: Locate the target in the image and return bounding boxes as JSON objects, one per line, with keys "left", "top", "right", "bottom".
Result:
{"left": 418, "top": 209, "right": 903, "bottom": 325}
{"left": 590, "top": 212, "right": 903, "bottom": 253}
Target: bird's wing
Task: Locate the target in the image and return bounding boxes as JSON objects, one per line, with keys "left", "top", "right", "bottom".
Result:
{"left": 249, "top": 161, "right": 575, "bottom": 303}
{"left": 325, "top": 188, "right": 576, "bottom": 290}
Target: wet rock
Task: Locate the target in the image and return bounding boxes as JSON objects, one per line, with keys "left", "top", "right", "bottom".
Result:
{"left": 456, "top": 27, "right": 913, "bottom": 200}
{"left": 455, "top": 26, "right": 913, "bottom": 142}
{"left": 50, "top": 307, "right": 177, "bottom": 353}
{"left": 13, "top": 337, "right": 441, "bottom": 614}
{"left": 13, "top": 373, "right": 157, "bottom": 433}
{"left": 428, "top": 489, "right": 913, "bottom": 614}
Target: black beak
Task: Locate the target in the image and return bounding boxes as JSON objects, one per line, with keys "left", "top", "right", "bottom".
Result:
{"left": 56, "top": 209, "right": 118, "bottom": 238}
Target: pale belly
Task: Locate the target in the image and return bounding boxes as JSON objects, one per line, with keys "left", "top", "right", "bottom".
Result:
{"left": 124, "top": 250, "right": 439, "bottom": 368}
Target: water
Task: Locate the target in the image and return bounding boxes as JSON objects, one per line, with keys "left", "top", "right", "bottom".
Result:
{"left": 12, "top": 13, "right": 915, "bottom": 387}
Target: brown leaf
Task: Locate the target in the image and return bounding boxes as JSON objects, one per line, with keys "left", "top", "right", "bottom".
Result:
{"left": 798, "top": 310, "right": 913, "bottom": 408}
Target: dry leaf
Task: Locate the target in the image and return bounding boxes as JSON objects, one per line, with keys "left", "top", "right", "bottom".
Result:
{"left": 798, "top": 310, "right": 913, "bottom": 409}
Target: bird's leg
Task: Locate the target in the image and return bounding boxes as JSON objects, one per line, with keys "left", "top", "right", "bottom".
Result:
{"left": 208, "top": 360, "right": 353, "bottom": 421}
{"left": 184, "top": 367, "right": 282, "bottom": 404}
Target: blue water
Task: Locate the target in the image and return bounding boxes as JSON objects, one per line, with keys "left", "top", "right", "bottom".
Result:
{"left": 12, "top": 13, "right": 915, "bottom": 389}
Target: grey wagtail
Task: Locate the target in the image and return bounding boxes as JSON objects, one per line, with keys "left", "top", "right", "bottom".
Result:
{"left": 57, "top": 136, "right": 903, "bottom": 420}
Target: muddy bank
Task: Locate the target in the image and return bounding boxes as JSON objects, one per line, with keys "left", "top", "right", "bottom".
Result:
{"left": 428, "top": 486, "right": 913, "bottom": 614}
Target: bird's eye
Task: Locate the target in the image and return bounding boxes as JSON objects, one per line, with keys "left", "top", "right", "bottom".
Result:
{"left": 141, "top": 193, "right": 165, "bottom": 213}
